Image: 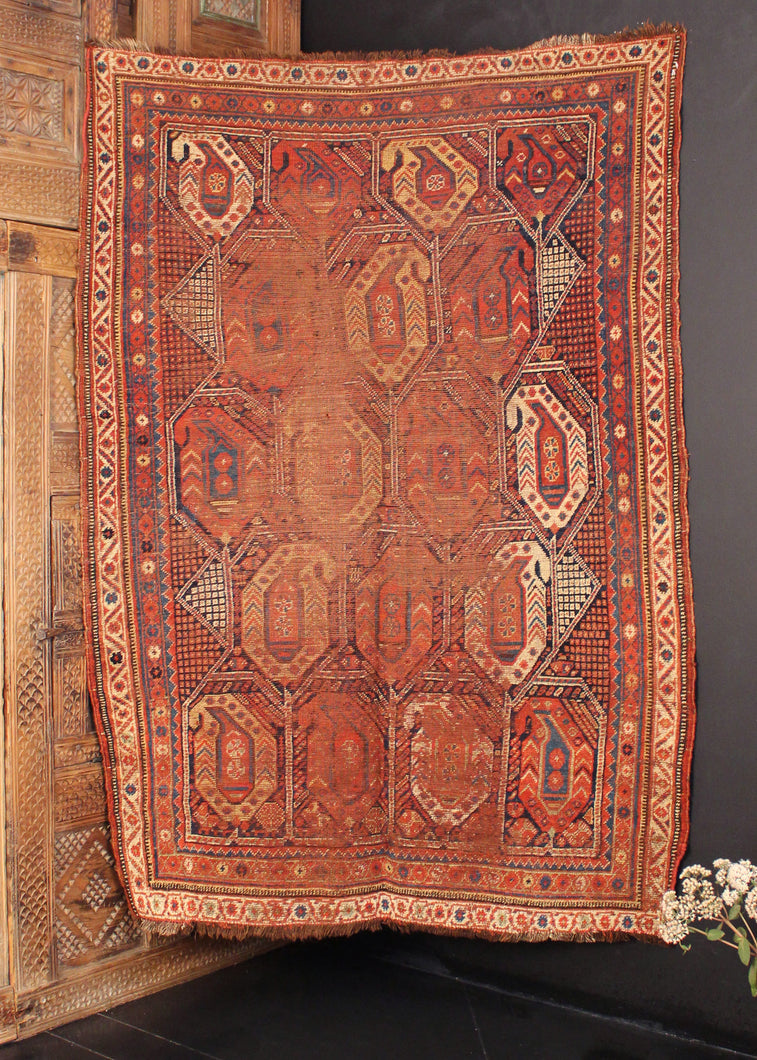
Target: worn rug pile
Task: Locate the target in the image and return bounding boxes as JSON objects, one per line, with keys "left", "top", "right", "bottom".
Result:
{"left": 79, "top": 25, "right": 694, "bottom": 940}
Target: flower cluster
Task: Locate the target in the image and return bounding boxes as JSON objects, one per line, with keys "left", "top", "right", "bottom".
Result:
{"left": 714, "top": 858, "right": 757, "bottom": 911}
{"left": 660, "top": 859, "right": 757, "bottom": 996}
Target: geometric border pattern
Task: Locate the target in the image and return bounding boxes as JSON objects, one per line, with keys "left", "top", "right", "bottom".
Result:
{"left": 79, "top": 29, "right": 694, "bottom": 942}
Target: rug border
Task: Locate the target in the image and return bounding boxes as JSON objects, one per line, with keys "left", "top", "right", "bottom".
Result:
{"left": 76, "top": 26, "right": 694, "bottom": 943}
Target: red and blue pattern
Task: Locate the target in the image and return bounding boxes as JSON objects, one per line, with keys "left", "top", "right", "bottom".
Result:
{"left": 79, "top": 28, "right": 694, "bottom": 941}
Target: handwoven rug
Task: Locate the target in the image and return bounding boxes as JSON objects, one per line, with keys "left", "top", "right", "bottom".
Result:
{"left": 79, "top": 26, "right": 694, "bottom": 941}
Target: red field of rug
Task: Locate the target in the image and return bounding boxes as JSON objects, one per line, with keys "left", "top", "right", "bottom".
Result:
{"left": 79, "top": 26, "right": 694, "bottom": 940}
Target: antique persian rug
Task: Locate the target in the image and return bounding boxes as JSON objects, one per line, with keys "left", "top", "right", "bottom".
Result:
{"left": 79, "top": 26, "right": 694, "bottom": 941}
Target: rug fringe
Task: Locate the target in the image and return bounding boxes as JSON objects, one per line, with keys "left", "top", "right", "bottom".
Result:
{"left": 296, "top": 47, "right": 455, "bottom": 61}
{"left": 274, "top": 26, "right": 684, "bottom": 63}
{"left": 534, "top": 21, "right": 684, "bottom": 48}
{"left": 87, "top": 36, "right": 155, "bottom": 50}
{"left": 138, "top": 914, "right": 663, "bottom": 946}
{"left": 87, "top": 23, "right": 683, "bottom": 63}
{"left": 282, "top": 24, "right": 684, "bottom": 62}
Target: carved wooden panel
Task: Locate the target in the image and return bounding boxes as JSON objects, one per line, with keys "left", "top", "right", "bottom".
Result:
{"left": 6, "top": 222, "right": 78, "bottom": 280}
{"left": 0, "top": 4, "right": 82, "bottom": 62}
{"left": 0, "top": 54, "right": 78, "bottom": 161}
{"left": 86, "top": 0, "right": 136, "bottom": 43}
{"left": 5, "top": 269, "right": 55, "bottom": 999}
{"left": 54, "top": 824, "right": 140, "bottom": 969}
{"left": 0, "top": 260, "right": 11, "bottom": 1040}
{"left": 0, "top": 159, "right": 80, "bottom": 229}
{"left": 135, "top": 0, "right": 300, "bottom": 56}
{"left": 1, "top": 232, "right": 274, "bottom": 1043}
{"left": 0, "top": 0, "right": 300, "bottom": 1035}
{"left": 0, "top": 4, "right": 82, "bottom": 227}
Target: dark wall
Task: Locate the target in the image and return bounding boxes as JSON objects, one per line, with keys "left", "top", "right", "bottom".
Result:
{"left": 301, "top": 0, "right": 757, "bottom": 1049}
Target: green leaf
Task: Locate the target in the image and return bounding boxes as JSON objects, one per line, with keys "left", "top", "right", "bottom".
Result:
{"left": 679, "top": 942, "right": 691, "bottom": 953}
{"left": 750, "top": 982, "right": 757, "bottom": 998}
{"left": 706, "top": 928, "right": 725, "bottom": 941}
{"left": 738, "top": 936, "right": 751, "bottom": 966}
{"left": 749, "top": 959, "right": 757, "bottom": 989}
{"left": 728, "top": 901, "right": 742, "bottom": 921}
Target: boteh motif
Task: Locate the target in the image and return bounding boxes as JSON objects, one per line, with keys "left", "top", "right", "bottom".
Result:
{"left": 221, "top": 243, "right": 322, "bottom": 394}
{"left": 270, "top": 139, "right": 365, "bottom": 233}
{"left": 289, "top": 400, "right": 383, "bottom": 531}
{"left": 399, "top": 385, "right": 497, "bottom": 541}
{"left": 495, "top": 122, "right": 591, "bottom": 231}
{"left": 345, "top": 242, "right": 433, "bottom": 384}
{"left": 381, "top": 136, "right": 479, "bottom": 232}
{"left": 507, "top": 379, "right": 594, "bottom": 535}
{"left": 505, "top": 686, "right": 605, "bottom": 852}
{"left": 171, "top": 394, "right": 270, "bottom": 545}
{"left": 170, "top": 133, "right": 255, "bottom": 239}
{"left": 81, "top": 32, "right": 693, "bottom": 942}
{"left": 464, "top": 540, "right": 550, "bottom": 688}
{"left": 445, "top": 222, "right": 536, "bottom": 383}
{"left": 189, "top": 694, "right": 279, "bottom": 830}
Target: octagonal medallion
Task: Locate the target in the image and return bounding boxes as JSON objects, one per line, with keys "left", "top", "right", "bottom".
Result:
{"left": 398, "top": 386, "right": 496, "bottom": 542}
{"left": 241, "top": 543, "right": 335, "bottom": 686}
{"left": 507, "top": 381, "right": 590, "bottom": 535}
{"left": 290, "top": 401, "right": 383, "bottom": 532}
{"left": 345, "top": 242, "right": 433, "bottom": 386}
{"left": 170, "top": 133, "right": 256, "bottom": 241}
{"left": 506, "top": 687, "right": 603, "bottom": 846}
{"left": 404, "top": 694, "right": 495, "bottom": 829}
{"left": 296, "top": 692, "right": 385, "bottom": 833}
{"left": 355, "top": 541, "right": 440, "bottom": 687}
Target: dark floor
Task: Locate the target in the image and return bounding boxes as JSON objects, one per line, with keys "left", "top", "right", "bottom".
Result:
{"left": 2, "top": 935, "right": 754, "bottom": 1059}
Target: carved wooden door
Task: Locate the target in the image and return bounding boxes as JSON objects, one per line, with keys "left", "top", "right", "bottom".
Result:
{"left": 0, "top": 0, "right": 299, "bottom": 1041}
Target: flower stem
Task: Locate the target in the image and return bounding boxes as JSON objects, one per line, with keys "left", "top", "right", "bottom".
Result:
{"left": 689, "top": 925, "right": 739, "bottom": 951}
{"left": 739, "top": 913, "right": 757, "bottom": 952}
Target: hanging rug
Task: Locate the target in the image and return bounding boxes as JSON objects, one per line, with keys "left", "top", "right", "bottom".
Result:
{"left": 79, "top": 25, "right": 694, "bottom": 940}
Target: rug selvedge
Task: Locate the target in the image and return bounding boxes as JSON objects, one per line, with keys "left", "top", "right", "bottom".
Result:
{"left": 78, "top": 28, "right": 693, "bottom": 941}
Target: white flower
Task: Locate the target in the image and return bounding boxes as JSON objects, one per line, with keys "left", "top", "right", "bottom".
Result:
{"left": 680, "top": 864, "right": 711, "bottom": 880}
{"left": 661, "top": 891, "right": 680, "bottom": 918}
{"left": 726, "top": 860, "right": 757, "bottom": 894}
{"left": 722, "top": 887, "right": 740, "bottom": 908}
{"left": 681, "top": 875, "right": 722, "bottom": 920}
{"left": 678, "top": 893, "right": 697, "bottom": 919}
{"left": 714, "top": 858, "right": 732, "bottom": 887}
{"left": 660, "top": 891, "right": 690, "bottom": 944}
{"left": 660, "top": 918, "right": 689, "bottom": 944}
{"left": 745, "top": 887, "right": 757, "bottom": 920}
